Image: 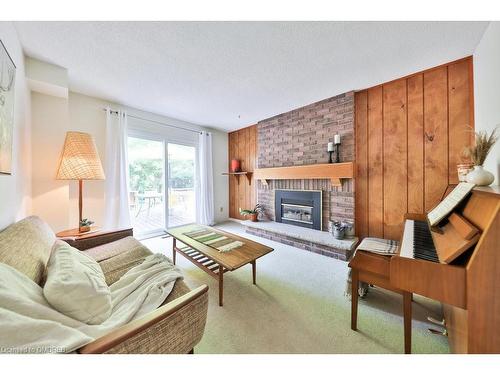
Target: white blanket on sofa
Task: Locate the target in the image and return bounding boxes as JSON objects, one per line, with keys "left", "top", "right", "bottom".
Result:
{"left": 0, "top": 253, "right": 182, "bottom": 354}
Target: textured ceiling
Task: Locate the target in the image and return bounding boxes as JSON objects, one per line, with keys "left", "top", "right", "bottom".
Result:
{"left": 14, "top": 21, "right": 488, "bottom": 131}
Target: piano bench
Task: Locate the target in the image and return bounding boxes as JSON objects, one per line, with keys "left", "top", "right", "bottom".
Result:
{"left": 348, "top": 242, "right": 413, "bottom": 354}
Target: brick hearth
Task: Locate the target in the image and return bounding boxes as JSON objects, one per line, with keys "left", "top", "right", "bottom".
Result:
{"left": 242, "top": 220, "right": 357, "bottom": 261}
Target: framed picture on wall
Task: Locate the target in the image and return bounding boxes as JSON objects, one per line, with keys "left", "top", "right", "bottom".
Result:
{"left": 0, "top": 39, "right": 16, "bottom": 175}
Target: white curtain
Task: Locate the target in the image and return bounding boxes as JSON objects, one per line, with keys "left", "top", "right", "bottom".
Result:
{"left": 104, "top": 108, "right": 132, "bottom": 229}
{"left": 196, "top": 131, "right": 215, "bottom": 225}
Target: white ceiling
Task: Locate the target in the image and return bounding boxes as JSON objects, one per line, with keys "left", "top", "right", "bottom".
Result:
{"left": 14, "top": 21, "right": 488, "bottom": 132}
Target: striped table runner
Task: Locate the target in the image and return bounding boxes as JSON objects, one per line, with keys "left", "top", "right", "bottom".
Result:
{"left": 183, "top": 227, "right": 244, "bottom": 252}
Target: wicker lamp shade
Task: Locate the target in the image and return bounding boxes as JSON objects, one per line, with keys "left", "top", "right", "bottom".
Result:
{"left": 56, "top": 131, "right": 105, "bottom": 180}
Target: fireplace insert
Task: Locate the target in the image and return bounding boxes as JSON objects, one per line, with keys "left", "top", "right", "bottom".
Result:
{"left": 275, "top": 190, "right": 322, "bottom": 230}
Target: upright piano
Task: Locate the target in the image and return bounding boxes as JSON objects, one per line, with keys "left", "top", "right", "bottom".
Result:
{"left": 349, "top": 186, "right": 500, "bottom": 353}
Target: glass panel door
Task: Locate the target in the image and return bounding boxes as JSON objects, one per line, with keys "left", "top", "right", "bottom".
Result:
{"left": 128, "top": 136, "right": 165, "bottom": 236}
{"left": 167, "top": 143, "right": 196, "bottom": 227}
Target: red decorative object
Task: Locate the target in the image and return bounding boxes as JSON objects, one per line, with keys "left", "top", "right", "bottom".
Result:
{"left": 230, "top": 159, "right": 241, "bottom": 172}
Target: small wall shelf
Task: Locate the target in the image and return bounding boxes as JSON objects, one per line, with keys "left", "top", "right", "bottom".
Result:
{"left": 253, "top": 162, "right": 354, "bottom": 187}
{"left": 222, "top": 171, "right": 253, "bottom": 185}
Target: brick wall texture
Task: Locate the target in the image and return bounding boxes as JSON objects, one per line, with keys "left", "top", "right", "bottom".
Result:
{"left": 257, "top": 91, "right": 355, "bottom": 231}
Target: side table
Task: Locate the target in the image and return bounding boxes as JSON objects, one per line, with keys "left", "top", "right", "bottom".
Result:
{"left": 56, "top": 227, "right": 133, "bottom": 251}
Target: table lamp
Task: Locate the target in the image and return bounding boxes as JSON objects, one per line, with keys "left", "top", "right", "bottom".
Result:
{"left": 56, "top": 131, "right": 105, "bottom": 233}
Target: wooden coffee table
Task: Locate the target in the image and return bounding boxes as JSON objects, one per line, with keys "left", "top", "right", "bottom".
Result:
{"left": 167, "top": 224, "right": 274, "bottom": 306}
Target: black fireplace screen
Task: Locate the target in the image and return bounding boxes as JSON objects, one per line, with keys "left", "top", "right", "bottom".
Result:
{"left": 275, "top": 190, "right": 322, "bottom": 230}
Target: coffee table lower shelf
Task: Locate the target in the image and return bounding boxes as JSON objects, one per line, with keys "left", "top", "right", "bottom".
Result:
{"left": 172, "top": 239, "right": 256, "bottom": 307}
{"left": 175, "top": 244, "right": 230, "bottom": 278}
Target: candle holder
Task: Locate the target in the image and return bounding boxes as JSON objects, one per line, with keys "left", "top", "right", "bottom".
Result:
{"left": 334, "top": 144, "right": 340, "bottom": 163}
{"left": 328, "top": 151, "right": 334, "bottom": 163}
{"left": 327, "top": 141, "right": 335, "bottom": 163}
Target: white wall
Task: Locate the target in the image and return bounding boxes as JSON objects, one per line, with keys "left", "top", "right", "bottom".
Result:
{"left": 30, "top": 90, "right": 229, "bottom": 231}
{"left": 0, "top": 22, "right": 31, "bottom": 230}
{"left": 30, "top": 92, "right": 69, "bottom": 232}
{"left": 211, "top": 128, "right": 229, "bottom": 222}
{"left": 26, "top": 57, "right": 69, "bottom": 99}
{"left": 474, "top": 21, "right": 500, "bottom": 185}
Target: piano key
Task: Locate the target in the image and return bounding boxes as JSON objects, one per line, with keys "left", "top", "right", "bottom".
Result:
{"left": 413, "top": 220, "right": 439, "bottom": 263}
{"left": 399, "top": 220, "right": 415, "bottom": 259}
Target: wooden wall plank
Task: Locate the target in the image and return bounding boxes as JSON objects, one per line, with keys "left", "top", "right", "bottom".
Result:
{"left": 448, "top": 59, "right": 473, "bottom": 184}
{"left": 228, "top": 131, "right": 232, "bottom": 218}
{"left": 228, "top": 125, "right": 257, "bottom": 219}
{"left": 241, "top": 127, "right": 249, "bottom": 215}
{"left": 237, "top": 128, "right": 246, "bottom": 216}
{"left": 228, "top": 131, "right": 236, "bottom": 218}
{"left": 234, "top": 129, "right": 242, "bottom": 218}
{"left": 424, "top": 66, "right": 449, "bottom": 211}
{"left": 355, "top": 57, "right": 473, "bottom": 242}
{"left": 249, "top": 125, "right": 257, "bottom": 208}
{"left": 355, "top": 91, "right": 369, "bottom": 239}
{"left": 383, "top": 79, "right": 408, "bottom": 240}
{"left": 367, "top": 86, "right": 384, "bottom": 237}
{"left": 407, "top": 74, "right": 425, "bottom": 214}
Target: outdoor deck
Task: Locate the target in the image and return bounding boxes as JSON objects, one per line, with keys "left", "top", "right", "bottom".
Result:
{"left": 130, "top": 189, "right": 195, "bottom": 235}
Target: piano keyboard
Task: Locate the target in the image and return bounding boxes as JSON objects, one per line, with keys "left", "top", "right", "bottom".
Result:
{"left": 399, "top": 220, "right": 440, "bottom": 263}
{"left": 413, "top": 220, "right": 439, "bottom": 263}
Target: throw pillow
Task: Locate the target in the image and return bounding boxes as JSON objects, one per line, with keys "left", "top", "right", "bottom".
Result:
{"left": 43, "top": 240, "right": 112, "bottom": 324}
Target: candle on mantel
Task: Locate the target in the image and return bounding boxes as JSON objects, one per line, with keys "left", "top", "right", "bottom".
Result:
{"left": 327, "top": 142, "right": 334, "bottom": 152}
{"left": 334, "top": 134, "right": 341, "bottom": 144}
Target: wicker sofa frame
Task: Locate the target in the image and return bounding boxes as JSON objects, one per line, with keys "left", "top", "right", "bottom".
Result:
{"left": 64, "top": 229, "right": 209, "bottom": 354}
{"left": 0, "top": 217, "right": 209, "bottom": 354}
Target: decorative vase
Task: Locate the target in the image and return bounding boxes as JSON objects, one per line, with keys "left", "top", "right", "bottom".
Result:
{"left": 230, "top": 159, "right": 241, "bottom": 173}
{"left": 249, "top": 213, "right": 258, "bottom": 222}
{"left": 466, "top": 165, "right": 495, "bottom": 186}
{"left": 79, "top": 226, "right": 91, "bottom": 233}
{"left": 457, "top": 163, "right": 474, "bottom": 182}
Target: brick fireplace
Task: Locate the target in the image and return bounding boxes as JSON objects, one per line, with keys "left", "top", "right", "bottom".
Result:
{"left": 258, "top": 92, "right": 355, "bottom": 227}
{"left": 247, "top": 91, "right": 356, "bottom": 260}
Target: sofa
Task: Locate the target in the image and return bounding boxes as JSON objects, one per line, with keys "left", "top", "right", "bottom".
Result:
{"left": 0, "top": 216, "right": 209, "bottom": 354}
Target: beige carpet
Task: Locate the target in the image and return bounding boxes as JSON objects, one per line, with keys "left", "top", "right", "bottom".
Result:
{"left": 143, "top": 221, "right": 449, "bottom": 354}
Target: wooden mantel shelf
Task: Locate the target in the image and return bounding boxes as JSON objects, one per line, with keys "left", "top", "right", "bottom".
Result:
{"left": 222, "top": 171, "right": 253, "bottom": 185}
{"left": 253, "top": 162, "right": 354, "bottom": 187}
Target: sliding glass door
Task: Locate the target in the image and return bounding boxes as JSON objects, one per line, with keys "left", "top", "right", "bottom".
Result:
{"left": 128, "top": 134, "right": 197, "bottom": 237}
{"left": 128, "top": 135, "right": 166, "bottom": 236}
{"left": 167, "top": 143, "right": 196, "bottom": 227}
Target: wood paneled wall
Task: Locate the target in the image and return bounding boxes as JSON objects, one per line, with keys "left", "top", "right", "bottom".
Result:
{"left": 355, "top": 57, "right": 474, "bottom": 240}
{"left": 228, "top": 125, "right": 257, "bottom": 219}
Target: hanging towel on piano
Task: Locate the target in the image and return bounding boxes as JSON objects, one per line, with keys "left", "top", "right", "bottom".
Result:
{"left": 355, "top": 237, "right": 399, "bottom": 255}
{"left": 345, "top": 238, "right": 399, "bottom": 299}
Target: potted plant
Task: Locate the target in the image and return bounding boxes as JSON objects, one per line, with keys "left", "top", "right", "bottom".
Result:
{"left": 240, "top": 204, "right": 264, "bottom": 222}
{"left": 462, "top": 127, "right": 499, "bottom": 186}
{"left": 79, "top": 218, "right": 94, "bottom": 233}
